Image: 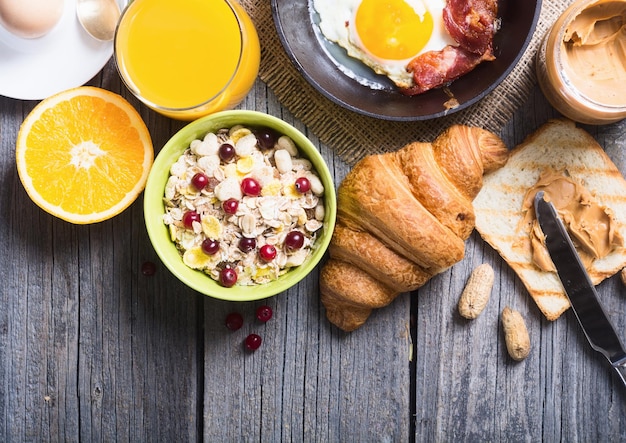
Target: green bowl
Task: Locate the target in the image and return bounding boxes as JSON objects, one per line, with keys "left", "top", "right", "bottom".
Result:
{"left": 144, "top": 110, "right": 337, "bottom": 301}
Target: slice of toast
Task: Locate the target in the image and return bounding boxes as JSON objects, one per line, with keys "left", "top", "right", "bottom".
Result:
{"left": 473, "top": 119, "right": 626, "bottom": 320}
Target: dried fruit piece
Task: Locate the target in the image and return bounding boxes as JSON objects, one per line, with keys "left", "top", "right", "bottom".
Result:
{"left": 222, "top": 198, "right": 239, "bottom": 214}
{"left": 458, "top": 263, "right": 494, "bottom": 319}
{"left": 238, "top": 237, "right": 257, "bottom": 253}
{"left": 218, "top": 143, "right": 236, "bottom": 162}
{"left": 183, "top": 211, "right": 201, "bottom": 229}
{"left": 259, "top": 244, "right": 277, "bottom": 262}
{"left": 241, "top": 177, "right": 261, "bottom": 196}
{"left": 183, "top": 247, "right": 213, "bottom": 269}
{"left": 244, "top": 333, "right": 262, "bottom": 351}
{"left": 501, "top": 307, "right": 531, "bottom": 361}
{"left": 255, "top": 128, "right": 277, "bottom": 149}
{"left": 201, "top": 239, "right": 220, "bottom": 255}
{"left": 191, "top": 172, "right": 209, "bottom": 191}
{"left": 225, "top": 312, "right": 244, "bottom": 331}
{"left": 219, "top": 267, "right": 238, "bottom": 287}
{"left": 294, "top": 177, "right": 311, "bottom": 194}
{"left": 261, "top": 180, "right": 281, "bottom": 197}
{"left": 285, "top": 231, "right": 305, "bottom": 251}
{"left": 236, "top": 156, "right": 254, "bottom": 174}
{"left": 256, "top": 305, "right": 273, "bottom": 322}
{"left": 202, "top": 215, "right": 222, "bottom": 239}
{"left": 141, "top": 261, "right": 156, "bottom": 276}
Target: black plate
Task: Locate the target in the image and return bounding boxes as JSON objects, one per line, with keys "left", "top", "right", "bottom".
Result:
{"left": 271, "top": 0, "right": 542, "bottom": 121}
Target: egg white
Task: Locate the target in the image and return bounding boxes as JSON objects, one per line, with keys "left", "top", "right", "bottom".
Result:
{"left": 313, "top": 0, "right": 456, "bottom": 88}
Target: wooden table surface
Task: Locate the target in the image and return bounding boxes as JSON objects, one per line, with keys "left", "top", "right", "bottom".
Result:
{"left": 2, "top": 56, "right": 626, "bottom": 442}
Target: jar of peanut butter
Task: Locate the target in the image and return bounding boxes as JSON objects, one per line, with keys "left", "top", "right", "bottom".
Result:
{"left": 536, "top": 0, "right": 626, "bottom": 125}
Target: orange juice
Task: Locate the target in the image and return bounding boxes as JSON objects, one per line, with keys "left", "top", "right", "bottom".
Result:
{"left": 114, "top": 0, "right": 260, "bottom": 120}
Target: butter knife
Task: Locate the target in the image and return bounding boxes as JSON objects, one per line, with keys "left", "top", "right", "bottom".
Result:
{"left": 534, "top": 191, "right": 626, "bottom": 387}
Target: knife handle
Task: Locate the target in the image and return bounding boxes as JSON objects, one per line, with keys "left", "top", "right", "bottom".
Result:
{"left": 614, "top": 363, "right": 626, "bottom": 388}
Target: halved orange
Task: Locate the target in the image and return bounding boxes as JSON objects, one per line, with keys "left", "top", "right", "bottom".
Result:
{"left": 16, "top": 86, "right": 153, "bottom": 224}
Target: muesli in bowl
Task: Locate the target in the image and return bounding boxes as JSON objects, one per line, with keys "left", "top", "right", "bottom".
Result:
{"left": 163, "top": 125, "right": 325, "bottom": 287}
{"left": 144, "top": 110, "right": 336, "bottom": 301}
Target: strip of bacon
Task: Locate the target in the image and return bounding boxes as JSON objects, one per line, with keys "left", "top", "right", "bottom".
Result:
{"left": 401, "top": 45, "right": 492, "bottom": 96}
{"left": 401, "top": 0, "right": 498, "bottom": 96}
{"left": 443, "top": 0, "right": 498, "bottom": 56}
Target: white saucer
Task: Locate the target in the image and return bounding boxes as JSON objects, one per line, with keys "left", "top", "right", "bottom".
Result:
{"left": 0, "top": 0, "right": 126, "bottom": 100}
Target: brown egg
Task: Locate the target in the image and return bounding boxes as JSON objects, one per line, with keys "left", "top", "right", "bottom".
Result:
{"left": 0, "top": 0, "right": 64, "bottom": 39}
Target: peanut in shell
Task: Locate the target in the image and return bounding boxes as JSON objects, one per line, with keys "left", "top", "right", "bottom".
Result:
{"left": 501, "top": 306, "right": 531, "bottom": 361}
{"left": 458, "top": 263, "right": 494, "bottom": 319}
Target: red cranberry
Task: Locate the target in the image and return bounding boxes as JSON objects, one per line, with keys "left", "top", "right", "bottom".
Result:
{"left": 255, "top": 128, "right": 277, "bottom": 150}
{"left": 218, "top": 143, "right": 236, "bottom": 162}
{"left": 239, "top": 237, "right": 257, "bottom": 253}
{"left": 244, "top": 333, "right": 262, "bottom": 351}
{"left": 259, "top": 244, "right": 277, "bottom": 262}
{"left": 285, "top": 231, "right": 305, "bottom": 251}
{"left": 222, "top": 198, "right": 239, "bottom": 214}
{"left": 201, "top": 239, "right": 220, "bottom": 255}
{"left": 141, "top": 261, "right": 156, "bottom": 276}
{"left": 219, "top": 267, "right": 237, "bottom": 287}
{"left": 241, "top": 177, "right": 261, "bottom": 197}
{"left": 256, "top": 305, "right": 273, "bottom": 322}
{"left": 191, "top": 172, "right": 209, "bottom": 191}
{"left": 294, "top": 177, "right": 311, "bottom": 194}
{"left": 225, "top": 312, "right": 244, "bottom": 331}
{"left": 182, "top": 211, "right": 201, "bottom": 229}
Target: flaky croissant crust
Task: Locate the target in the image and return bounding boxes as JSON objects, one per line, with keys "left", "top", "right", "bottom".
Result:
{"left": 320, "top": 125, "right": 508, "bottom": 331}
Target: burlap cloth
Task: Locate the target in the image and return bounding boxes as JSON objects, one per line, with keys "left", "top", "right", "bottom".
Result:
{"left": 240, "top": 0, "right": 571, "bottom": 165}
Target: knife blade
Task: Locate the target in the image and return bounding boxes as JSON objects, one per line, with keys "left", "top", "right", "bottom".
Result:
{"left": 534, "top": 191, "right": 626, "bottom": 387}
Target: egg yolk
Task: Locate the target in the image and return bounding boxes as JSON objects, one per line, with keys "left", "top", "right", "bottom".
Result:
{"left": 355, "top": 0, "right": 433, "bottom": 61}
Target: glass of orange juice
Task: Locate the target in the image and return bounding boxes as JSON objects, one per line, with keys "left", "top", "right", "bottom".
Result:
{"left": 114, "top": 0, "right": 260, "bottom": 121}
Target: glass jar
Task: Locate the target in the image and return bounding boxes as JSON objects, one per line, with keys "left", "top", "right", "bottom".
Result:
{"left": 114, "top": 0, "right": 260, "bottom": 121}
{"left": 536, "top": 0, "right": 626, "bottom": 125}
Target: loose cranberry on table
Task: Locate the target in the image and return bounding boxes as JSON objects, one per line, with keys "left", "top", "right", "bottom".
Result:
{"left": 219, "top": 267, "right": 238, "bottom": 288}
{"left": 256, "top": 305, "right": 273, "bottom": 322}
{"left": 225, "top": 312, "right": 244, "bottom": 331}
{"left": 294, "top": 177, "right": 311, "bottom": 194}
{"left": 182, "top": 210, "right": 201, "bottom": 229}
{"left": 244, "top": 333, "right": 262, "bottom": 351}
{"left": 222, "top": 198, "right": 239, "bottom": 214}
{"left": 241, "top": 177, "right": 261, "bottom": 197}
{"left": 141, "top": 261, "right": 156, "bottom": 276}
{"left": 259, "top": 244, "right": 276, "bottom": 262}
{"left": 285, "top": 230, "right": 305, "bottom": 251}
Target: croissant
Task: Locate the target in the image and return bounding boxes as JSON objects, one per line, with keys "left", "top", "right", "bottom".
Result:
{"left": 320, "top": 125, "right": 509, "bottom": 331}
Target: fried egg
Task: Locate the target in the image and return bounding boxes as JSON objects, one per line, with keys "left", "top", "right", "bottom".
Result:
{"left": 313, "top": 0, "right": 456, "bottom": 88}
